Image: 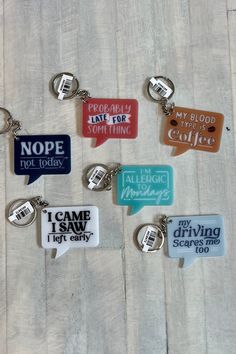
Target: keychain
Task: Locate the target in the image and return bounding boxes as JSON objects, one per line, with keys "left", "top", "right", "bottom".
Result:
{"left": 51, "top": 72, "right": 138, "bottom": 147}
{"left": 147, "top": 76, "right": 224, "bottom": 156}
{"left": 7, "top": 197, "right": 99, "bottom": 258}
{"left": 135, "top": 214, "right": 225, "bottom": 268}
{"left": 84, "top": 163, "right": 174, "bottom": 214}
{"left": 0, "top": 107, "right": 71, "bottom": 184}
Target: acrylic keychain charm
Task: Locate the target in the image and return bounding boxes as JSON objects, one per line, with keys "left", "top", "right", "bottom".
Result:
{"left": 0, "top": 107, "right": 71, "bottom": 184}
{"left": 147, "top": 76, "right": 224, "bottom": 156}
{"left": 7, "top": 197, "right": 99, "bottom": 258}
{"left": 135, "top": 215, "right": 225, "bottom": 268}
{"left": 51, "top": 72, "right": 138, "bottom": 147}
{"left": 84, "top": 163, "right": 174, "bottom": 215}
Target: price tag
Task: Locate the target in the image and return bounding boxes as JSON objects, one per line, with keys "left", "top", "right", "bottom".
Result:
{"left": 8, "top": 201, "right": 34, "bottom": 222}
{"left": 88, "top": 166, "right": 108, "bottom": 190}
{"left": 150, "top": 77, "right": 173, "bottom": 98}
{"left": 141, "top": 226, "right": 158, "bottom": 252}
{"left": 57, "top": 74, "right": 74, "bottom": 100}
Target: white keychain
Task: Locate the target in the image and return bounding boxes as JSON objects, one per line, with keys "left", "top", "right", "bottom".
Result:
{"left": 7, "top": 197, "right": 99, "bottom": 258}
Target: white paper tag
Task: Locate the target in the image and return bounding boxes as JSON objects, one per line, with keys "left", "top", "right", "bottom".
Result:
{"left": 8, "top": 201, "right": 34, "bottom": 222}
{"left": 141, "top": 225, "right": 158, "bottom": 252}
{"left": 150, "top": 78, "right": 173, "bottom": 98}
{"left": 41, "top": 206, "right": 99, "bottom": 258}
{"left": 88, "top": 166, "right": 108, "bottom": 190}
{"left": 57, "top": 74, "right": 74, "bottom": 100}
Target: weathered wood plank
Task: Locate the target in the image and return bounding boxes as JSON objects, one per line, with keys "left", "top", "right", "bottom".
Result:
{"left": 227, "top": 0, "right": 236, "bottom": 10}
{"left": 165, "top": 1, "right": 236, "bottom": 354}
{"left": 117, "top": 0, "right": 236, "bottom": 353}
{"left": 4, "top": 1, "right": 47, "bottom": 353}
{"left": 40, "top": 1, "right": 126, "bottom": 353}
{"left": 2, "top": 0, "right": 236, "bottom": 353}
{"left": 0, "top": 1, "right": 6, "bottom": 353}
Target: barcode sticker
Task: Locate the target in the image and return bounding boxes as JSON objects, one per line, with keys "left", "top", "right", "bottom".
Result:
{"left": 8, "top": 201, "right": 34, "bottom": 222}
{"left": 141, "top": 226, "right": 158, "bottom": 252}
{"left": 150, "top": 78, "right": 173, "bottom": 98}
{"left": 88, "top": 166, "right": 108, "bottom": 190}
{"left": 57, "top": 74, "right": 74, "bottom": 100}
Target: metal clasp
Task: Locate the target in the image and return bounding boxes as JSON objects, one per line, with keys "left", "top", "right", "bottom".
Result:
{"left": 0, "top": 107, "right": 22, "bottom": 138}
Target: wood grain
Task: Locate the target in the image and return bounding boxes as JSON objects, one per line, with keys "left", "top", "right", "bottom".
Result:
{"left": 0, "top": 0, "right": 235, "bottom": 353}
{"left": 0, "top": 1, "right": 6, "bottom": 353}
{"left": 4, "top": 2, "right": 47, "bottom": 354}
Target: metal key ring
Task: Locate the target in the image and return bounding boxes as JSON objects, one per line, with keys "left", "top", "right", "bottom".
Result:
{"left": 147, "top": 76, "right": 175, "bottom": 102}
{"left": 85, "top": 163, "right": 109, "bottom": 192}
{"left": 0, "top": 107, "right": 13, "bottom": 135}
{"left": 51, "top": 72, "right": 80, "bottom": 100}
{"left": 135, "top": 223, "right": 165, "bottom": 253}
{"left": 8, "top": 198, "right": 37, "bottom": 228}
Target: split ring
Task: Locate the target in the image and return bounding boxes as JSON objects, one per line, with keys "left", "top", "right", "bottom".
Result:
{"left": 8, "top": 198, "right": 37, "bottom": 228}
{"left": 85, "top": 163, "right": 109, "bottom": 192}
{"left": 135, "top": 223, "right": 165, "bottom": 253}
{"left": 147, "top": 76, "right": 175, "bottom": 102}
{"left": 51, "top": 72, "right": 80, "bottom": 100}
{"left": 0, "top": 107, "right": 13, "bottom": 135}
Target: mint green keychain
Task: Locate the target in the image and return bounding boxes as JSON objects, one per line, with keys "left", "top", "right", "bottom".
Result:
{"left": 84, "top": 163, "right": 174, "bottom": 215}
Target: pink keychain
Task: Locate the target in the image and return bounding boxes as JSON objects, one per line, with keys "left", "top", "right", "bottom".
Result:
{"left": 52, "top": 72, "right": 138, "bottom": 147}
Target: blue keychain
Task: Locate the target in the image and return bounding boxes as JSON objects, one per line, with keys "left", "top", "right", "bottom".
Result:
{"left": 0, "top": 107, "right": 71, "bottom": 184}
{"left": 84, "top": 163, "right": 174, "bottom": 215}
{"left": 14, "top": 135, "right": 71, "bottom": 184}
{"left": 135, "top": 215, "right": 226, "bottom": 268}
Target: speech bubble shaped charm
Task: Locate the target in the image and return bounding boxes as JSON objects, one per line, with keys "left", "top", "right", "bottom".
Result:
{"left": 146, "top": 76, "right": 224, "bottom": 156}
{"left": 82, "top": 98, "right": 138, "bottom": 147}
{"left": 135, "top": 214, "right": 226, "bottom": 269}
{"left": 167, "top": 215, "right": 225, "bottom": 267}
{"left": 117, "top": 165, "right": 174, "bottom": 215}
{"left": 41, "top": 206, "right": 99, "bottom": 258}
{"left": 14, "top": 135, "right": 71, "bottom": 184}
{"left": 163, "top": 107, "right": 224, "bottom": 156}
{"left": 51, "top": 73, "right": 138, "bottom": 147}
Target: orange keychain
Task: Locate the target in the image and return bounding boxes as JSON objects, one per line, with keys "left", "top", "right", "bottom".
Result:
{"left": 147, "top": 76, "right": 224, "bottom": 156}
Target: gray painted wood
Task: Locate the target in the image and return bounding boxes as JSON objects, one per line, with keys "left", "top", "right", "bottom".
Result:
{"left": 227, "top": 0, "right": 236, "bottom": 10}
{"left": 0, "top": 2, "right": 6, "bottom": 353}
{"left": 0, "top": 1, "right": 236, "bottom": 353}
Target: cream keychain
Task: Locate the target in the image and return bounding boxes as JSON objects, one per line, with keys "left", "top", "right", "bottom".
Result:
{"left": 7, "top": 197, "right": 99, "bottom": 258}
{"left": 135, "top": 215, "right": 225, "bottom": 268}
{"left": 147, "top": 76, "right": 224, "bottom": 156}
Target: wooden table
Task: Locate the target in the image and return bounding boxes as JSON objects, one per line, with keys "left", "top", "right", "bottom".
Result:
{"left": 0, "top": 1, "right": 236, "bottom": 353}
